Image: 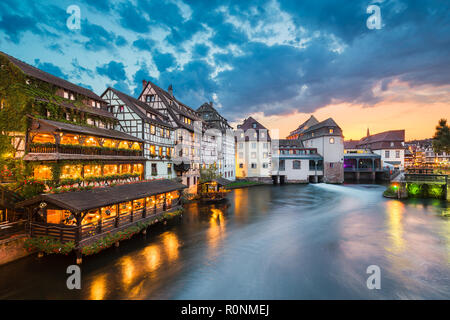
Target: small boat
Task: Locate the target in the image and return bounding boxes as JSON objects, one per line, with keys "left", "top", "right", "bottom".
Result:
{"left": 198, "top": 177, "right": 232, "bottom": 203}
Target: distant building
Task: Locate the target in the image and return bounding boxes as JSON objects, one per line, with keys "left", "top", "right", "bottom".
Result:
{"left": 343, "top": 140, "right": 382, "bottom": 181}
{"left": 286, "top": 115, "right": 320, "bottom": 140}
{"left": 271, "top": 139, "right": 323, "bottom": 183}
{"left": 197, "top": 102, "right": 235, "bottom": 180}
{"left": 300, "top": 118, "right": 345, "bottom": 183}
{"left": 357, "top": 130, "right": 405, "bottom": 169}
{"left": 235, "top": 117, "right": 271, "bottom": 181}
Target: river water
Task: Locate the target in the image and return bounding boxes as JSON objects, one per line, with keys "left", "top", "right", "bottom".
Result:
{"left": 0, "top": 184, "right": 449, "bottom": 299}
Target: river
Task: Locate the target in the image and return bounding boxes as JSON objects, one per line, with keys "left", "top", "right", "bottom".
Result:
{"left": 0, "top": 184, "right": 449, "bottom": 299}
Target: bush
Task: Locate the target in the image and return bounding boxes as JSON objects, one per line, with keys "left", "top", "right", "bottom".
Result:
{"left": 24, "top": 236, "right": 75, "bottom": 255}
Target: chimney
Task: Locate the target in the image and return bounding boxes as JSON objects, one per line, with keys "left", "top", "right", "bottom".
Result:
{"left": 168, "top": 84, "right": 173, "bottom": 97}
{"left": 142, "top": 80, "right": 147, "bottom": 88}
{"left": 367, "top": 127, "right": 370, "bottom": 137}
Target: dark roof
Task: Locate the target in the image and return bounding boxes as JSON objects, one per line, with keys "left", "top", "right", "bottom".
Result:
{"left": 197, "top": 102, "right": 233, "bottom": 131}
{"left": 201, "top": 177, "right": 233, "bottom": 186}
{"left": 277, "top": 139, "right": 305, "bottom": 148}
{"left": 32, "top": 118, "right": 143, "bottom": 142}
{"left": 288, "top": 115, "right": 319, "bottom": 136}
{"left": 0, "top": 51, "right": 103, "bottom": 102}
{"left": 238, "top": 116, "right": 268, "bottom": 131}
{"left": 34, "top": 97, "right": 116, "bottom": 120}
{"left": 302, "top": 117, "right": 341, "bottom": 134}
{"left": 357, "top": 130, "right": 405, "bottom": 150}
{"left": 105, "top": 88, "right": 173, "bottom": 128}
{"left": 140, "top": 80, "right": 202, "bottom": 131}
{"left": 17, "top": 179, "right": 186, "bottom": 213}
{"left": 344, "top": 140, "right": 359, "bottom": 149}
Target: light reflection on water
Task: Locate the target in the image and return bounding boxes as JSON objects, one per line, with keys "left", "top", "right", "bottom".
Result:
{"left": 0, "top": 184, "right": 449, "bottom": 299}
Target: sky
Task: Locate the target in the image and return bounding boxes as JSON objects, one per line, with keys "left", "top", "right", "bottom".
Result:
{"left": 0, "top": 0, "right": 449, "bottom": 140}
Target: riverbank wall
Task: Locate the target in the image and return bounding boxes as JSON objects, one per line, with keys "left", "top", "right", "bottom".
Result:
{"left": 0, "top": 234, "right": 34, "bottom": 266}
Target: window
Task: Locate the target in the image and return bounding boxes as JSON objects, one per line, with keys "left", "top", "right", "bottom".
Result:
{"left": 263, "top": 152, "right": 268, "bottom": 159}
{"left": 239, "top": 143, "right": 243, "bottom": 149}
{"left": 167, "top": 163, "right": 172, "bottom": 175}
{"left": 279, "top": 160, "right": 285, "bottom": 171}
{"left": 251, "top": 152, "right": 256, "bottom": 158}
{"left": 263, "top": 143, "right": 268, "bottom": 149}
{"left": 251, "top": 143, "right": 256, "bottom": 149}
{"left": 251, "top": 163, "right": 257, "bottom": 169}
{"left": 390, "top": 142, "right": 394, "bottom": 147}
{"left": 329, "top": 138, "right": 335, "bottom": 144}
{"left": 293, "top": 160, "right": 301, "bottom": 169}
{"left": 252, "top": 123, "right": 257, "bottom": 128}
{"left": 146, "top": 94, "right": 155, "bottom": 103}
{"left": 239, "top": 152, "right": 243, "bottom": 158}
{"left": 396, "top": 150, "right": 400, "bottom": 158}
{"left": 151, "top": 163, "right": 158, "bottom": 176}
{"left": 262, "top": 163, "right": 268, "bottom": 169}
{"left": 385, "top": 150, "right": 390, "bottom": 158}
{"left": 329, "top": 128, "right": 334, "bottom": 134}
{"left": 239, "top": 163, "right": 243, "bottom": 168}
{"left": 150, "top": 125, "right": 156, "bottom": 135}
{"left": 329, "top": 163, "right": 334, "bottom": 168}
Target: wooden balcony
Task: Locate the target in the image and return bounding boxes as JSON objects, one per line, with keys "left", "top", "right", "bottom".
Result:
{"left": 28, "top": 144, "right": 143, "bottom": 157}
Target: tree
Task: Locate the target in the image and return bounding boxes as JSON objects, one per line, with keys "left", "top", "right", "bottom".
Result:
{"left": 199, "top": 163, "right": 221, "bottom": 183}
{"left": 432, "top": 119, "right": 450, "bottom": 154}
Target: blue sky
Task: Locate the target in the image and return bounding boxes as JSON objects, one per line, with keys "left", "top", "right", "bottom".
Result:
{"left": 0, "top": 0, "right": 449, "bottom": 138}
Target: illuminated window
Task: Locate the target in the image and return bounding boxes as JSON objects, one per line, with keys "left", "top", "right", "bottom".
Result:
{"left": 329, "top": 128, "right": 334, "bottom": 134}
{"left": 101, "top": 205, "right": 117, "bottom": 218}
{"left": 84, "top": 136, "right": 99, "bottom": 147}
{"left": 329, "top": 138, "right": 335, "bottom": 144}
{"left": 150, "top": 145, "right": 156, "bottom": 155}
{"left": 32, "top": 133, "right": 55, "bottom": 144}
{"left": 60, "top": 134, "right": 79, "bottom": 145}
{"left": 83, "top": 209, "right": 100, "bottom": 225}
{"left": 83, "top": 164, "right": 102, "bottom": 177}
{"left": 33, "top": 165, "right": 52, "bottom": 180}
{"left": 103, "top": 164, "right": 118, "bottom": 175}
{"left": 133, "top": 199, "right": 145, "bottom": 210}
{"left": 102, "top": 139, "right": 116, "bottom": 148}
{"left": 60, "top": 164, "right": 82, "bottom": 179}
{"left": 118, "top": 141, "right": 130, "bottom": 149}
{"left": 131, "top": 142, "right": 141, "bottom": 150}
{"left": 119, "top": 202, "right": 132, "bottom": 215}
{"left": 47, "top": 210, "right": 75, "bottom": 225}
{"left": 120, "top": 164, "right": 131, "bottom": 174}
{"left": 151, "top": 125, "right": 156, "bottom": 135}
{"left": 132, "top": 163, "right": 143, "bottom": 174}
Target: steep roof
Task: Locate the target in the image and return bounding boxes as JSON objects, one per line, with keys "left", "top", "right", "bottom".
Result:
{"left": 106, "top": 88, "right": 173, "bottom": 128}
{"left": 0, "top": 51, "right": 103, "bottom": 101}
{"left": 344, "top": 140, "right": 359, "bottom": 149}
{"left": 17, "top": 179, "right": 186, "bottom": 213}
{"left": 302, "top": 117, "right": 341, "bottom": 134}
{"left": 277, "top": 139, "right": 305, "bottom": 148}
{"left": 289, "top": 115, "right": 319, "bottom": 136}
{"left": 359, "top": 130, "right": 405, "bottom": 144}
{"left": 197, "top": 102, "right": 233, "bottom": 131}
{"left": 238, "top": 117, "right": 268, "bottom": 131}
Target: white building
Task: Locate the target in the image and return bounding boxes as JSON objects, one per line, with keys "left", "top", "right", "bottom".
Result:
{"left": 101, "top": 88, "right": 176, "bottom": 180}
{"left": 138, "top": 81, "right": 202, "bottom": 193}
{"left": 297, "top": 117, "right": 344, "bottom": 183}
{"left": 357, "top": 130, "right": 405, "bottom": 170}
{"left": 197, "top": 102, "right": 235, "bottom": 180}
{"left": 235, "top": 117, "right": 271, "bottom": 181}
{"left": 271, "top": 139, "right": 323, "bottom": 183}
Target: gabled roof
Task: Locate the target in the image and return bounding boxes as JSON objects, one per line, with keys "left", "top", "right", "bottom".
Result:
{"left": 0, "top": 51, "right": 103, "bottom": 102}
{"left": 105, "top": 88, "right": 173, "bottom": 128}
{"left": 16, "top": 179, "right": 186, "bottom": 213}
{"left": 289, "top": 115, "right": 319, "bottom": 136}
{"left": 237, "top": 116, "right": 268, "bottom": 131}
{"left": 358, "top": 130, "right": 405, "bottom": 144}
{"left": 302, "top": 117, "right": 341, "bottom": 134}
{"left": 139, "top": 80, "right": 202, "bottom": 131}
{"left": 197, "top": 102, "right": 233, "bottom": 131}
{"left": 31, "top": 118, "right": 143, "bottom": 142}
{"left": 344, "top": 140, "right": 359, "bottom": 149}
{"left": 277, "top": 139, "right": 305, "bottom": 148}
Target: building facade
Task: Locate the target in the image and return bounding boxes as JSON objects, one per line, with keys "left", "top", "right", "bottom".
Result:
{"left": 356, "top": 130, "right": 406, "bottom": 169}
{"left": 271, "top": 139, "right": 323, "bottom": 183}
{"left": 299, "top": 118, "right": 345, "bottom": 183}
{"left": 235, "top": 117, "right": 271, "bottom": 181}
{"left": 197, "top": 102, "right": 235, "bottom": 180}
{"left": 101, "top": 88, "right": 176, "bottom": 180}
{"left": 138, "top": 81, "right": 202, "bottom": 192}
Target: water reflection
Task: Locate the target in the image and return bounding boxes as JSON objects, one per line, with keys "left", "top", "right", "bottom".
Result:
{"left": 142, "top": 245, "right": 161, "bottom": 274}
{"left": 90, "top": 274, "right": 107, "bottom": 300}
{"left": 120, "top": 256, "right": 135, "bottom": 289}
{"left": 385, "top": 200, "right": 405, "bottom": 254}
{"left": 162, "top": 232, "right": 180, "bottom": 263}
{"left": 207, "top": 208, "right": 226, "bottom": 256}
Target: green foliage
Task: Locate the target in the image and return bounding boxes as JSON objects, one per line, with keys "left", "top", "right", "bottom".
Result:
{"left": 199, "top": 163, "right": 221, "bottom": 183}
{"left": 407, "top": 183, "right": 422, "bottom": 197}
{"left": 427, "top": 185, "right": 444, "bottom": 199}
{"left": 23, "top": 236, "right": 75, "bottom": 255}
{"left": 383, "top": 185, "right": 398, "bottom": 197}
{"left": 432, "top": 119, "right": 450, "bottom": 154}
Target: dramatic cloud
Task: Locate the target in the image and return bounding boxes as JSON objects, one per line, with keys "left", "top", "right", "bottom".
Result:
{"left": 0, "top": 0, "right": 448, "bottom": 124}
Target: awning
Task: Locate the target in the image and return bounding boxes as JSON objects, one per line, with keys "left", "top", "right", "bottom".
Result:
{"left": 16, "top": 179, "right": 186, "bottom": 213}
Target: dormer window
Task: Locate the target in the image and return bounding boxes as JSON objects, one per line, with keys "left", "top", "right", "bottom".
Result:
{"left": 329, "top": 128, "right": 334, "bottom": 134}
{"left": 390, "top": 142, "right": 394, "bottom": 147}
{"left": 145, "top": 94, "right": 156, "bottom": 103}
{"left": 252, "top": 123, "right": 257, "bottom": 129}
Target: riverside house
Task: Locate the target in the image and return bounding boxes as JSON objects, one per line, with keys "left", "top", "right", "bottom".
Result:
{"left": 138, "top": 81, "right": 203, "bottom": 192}
{"left": 101, "top": 88, "right": 176, "bottom": 180}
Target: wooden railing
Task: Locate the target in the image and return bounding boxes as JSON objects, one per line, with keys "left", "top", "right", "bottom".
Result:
{"left": 0, "top": 220, "right": 27, "bottom": 240}
{"left": 404, "top": 174, "right": 448, "bottom": 185}
{"left": 28, "top": 144, "right": 143, "bottom": 157}
{"left": 30, "top": 199, "right": 181, "bottom": 243}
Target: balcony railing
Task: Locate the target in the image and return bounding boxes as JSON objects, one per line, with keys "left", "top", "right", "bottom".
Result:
{"left": 28, "top": 144, "right": 143, "bottom": 157}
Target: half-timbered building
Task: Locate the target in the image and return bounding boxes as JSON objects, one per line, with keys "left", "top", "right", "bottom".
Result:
{"left": 101, "top": 88, "right": 176, "bottom": 180}
{"left": 197, "top": 102, "right": 235, "bottom": 180}
{"left": 138, "top": 80, "right": 202, "bottom": 192}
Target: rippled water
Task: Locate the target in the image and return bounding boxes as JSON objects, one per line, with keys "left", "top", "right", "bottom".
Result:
{"left": 0, "top": 184, "right": 449, "bottom": 299}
